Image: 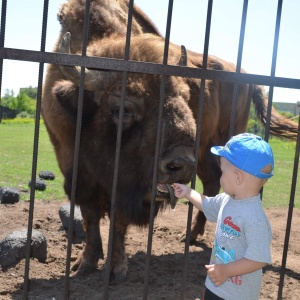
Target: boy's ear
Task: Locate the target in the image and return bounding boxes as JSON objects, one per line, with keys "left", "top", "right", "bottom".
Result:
{"left": 235, "top": 169, "right": 244, "bottom": 185}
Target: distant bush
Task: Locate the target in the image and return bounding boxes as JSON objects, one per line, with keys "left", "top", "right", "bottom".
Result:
{"left": 17, "top": 111, "right": 34, "bottom": 119}
{"left": 1, "top": 118, "right": 44, "bottom": 125}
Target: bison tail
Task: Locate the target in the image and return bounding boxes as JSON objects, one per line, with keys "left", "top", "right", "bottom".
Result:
{"left": 252, "top": 85, "right": 298, "bottom": 140}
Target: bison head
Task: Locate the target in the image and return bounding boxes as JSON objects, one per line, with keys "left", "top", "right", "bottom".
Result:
{"left": 53, "top": 32, "right": 196, "bottom": 223}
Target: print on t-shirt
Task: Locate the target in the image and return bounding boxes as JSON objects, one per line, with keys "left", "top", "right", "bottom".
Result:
{"left": 213, "top": 241, "right": 235, "bottom": 264}
{"left": 210, "top": 215, "right": 244, "bottom": 286}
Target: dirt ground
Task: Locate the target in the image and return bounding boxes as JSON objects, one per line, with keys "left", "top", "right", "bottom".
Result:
{"left": 0, "top": 200, "right": 299, "bottom": 300}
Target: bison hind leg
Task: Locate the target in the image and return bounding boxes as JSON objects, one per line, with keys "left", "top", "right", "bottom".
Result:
{"left": 179, "top": 210, "right": 206, "bottom": 244}
{"left": 190, "top": 210, "right": 206, "bottom": 241}
{"left": 107, "top": 259, "right": 128, "bottom": 285}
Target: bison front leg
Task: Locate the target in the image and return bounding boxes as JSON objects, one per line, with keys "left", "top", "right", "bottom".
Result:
{"left": 108, "top": 219, "right": 128, "bottom": 284}
{"left": 71, "top": 204, "right": 104, "bottom": 276}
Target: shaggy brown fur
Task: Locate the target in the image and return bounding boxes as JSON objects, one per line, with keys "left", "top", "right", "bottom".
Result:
{"left": 41, "top": 0, "right": 298, "bottom": 283}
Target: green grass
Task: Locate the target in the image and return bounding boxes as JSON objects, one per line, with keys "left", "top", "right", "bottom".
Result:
{"left": 0, "top": 121, "right": 299, "bottom": 207}
{"left": 263, "top": 138, "right": 300, "bottom": 208}
{"left": 0, "top": 121, "right": 67, "bottom": 202}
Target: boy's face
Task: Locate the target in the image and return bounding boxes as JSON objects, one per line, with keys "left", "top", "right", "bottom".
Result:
{"left": 219, "top": 157, "right": 237, "bottom": 197}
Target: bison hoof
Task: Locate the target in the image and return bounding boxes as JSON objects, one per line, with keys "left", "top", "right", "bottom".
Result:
{"left": 72, "top": 263, "right": 98, "bottom": 277}
{"left": 179, "top": 227, "right": 205, "bottom": 244}
{"left": 107, "top": 264, "right": 128, "bottom": 285}
{"left": 110, "top": 271, "right": 127, "bottom": 285}
{"left": 70, "top": 257, "right": 82, "bottom": 272}
{"left": 179, "top": 234, "right": 197, "bottom": 245}
{"left": 179, "top": 232, "right": 190, "bottom": 243}
{"left": 71, "top": 256, "right": 97, "bottom": 277}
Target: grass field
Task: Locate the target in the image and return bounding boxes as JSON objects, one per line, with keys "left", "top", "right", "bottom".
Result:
{"left": 0, "top": 121, "right": 67, "bottom": 202}
{"left": 0, "top": 121, "right": 299, "bottom": 207}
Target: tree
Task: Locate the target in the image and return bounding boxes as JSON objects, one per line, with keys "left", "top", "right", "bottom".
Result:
{"left": 7, "top": 91, "right": 35, "bottom": 114}
{"left": 1, "top": 87, "right": 38, "bottom": 118}
{"left": 19, "top": 86, "right": 37, "bottom": 100}
{"left": 1, "top": 89, "right": 15, "bottom": 107}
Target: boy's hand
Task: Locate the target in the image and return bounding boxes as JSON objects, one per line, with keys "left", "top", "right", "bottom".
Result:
{"left": 205, "top": 264, "right": 228, "bottom": 287}
{"left": 172, "top": 183, "right": 188, "bottom": 199}
{"left": 206, "top": 258, "right": 267, "bottom": 287}
{"left": 172, "top": 183, "right": 204, "bottom": 210}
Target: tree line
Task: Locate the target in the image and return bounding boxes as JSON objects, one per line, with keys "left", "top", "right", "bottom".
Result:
{"left": 0, "top": 86, "right": 296, "bottom": 131}
{"left": 1, "top": 86, "right": 37, "bottom": 118}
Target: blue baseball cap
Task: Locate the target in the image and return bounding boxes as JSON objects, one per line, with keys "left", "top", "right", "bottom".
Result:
{"left": 210, "top": 133, "right": 274, "bottom": 179}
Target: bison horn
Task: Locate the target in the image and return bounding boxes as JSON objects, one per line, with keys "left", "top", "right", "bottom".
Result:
{"left": 178, "top": 45, "right": 187, "bottom": 66}
{"left": 57, "top": 32, "right": 117, "bottom": 91}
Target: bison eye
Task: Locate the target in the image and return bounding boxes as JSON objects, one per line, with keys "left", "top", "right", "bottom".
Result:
{"left": 166, "top": 160, "right": 183, "bottom": 172}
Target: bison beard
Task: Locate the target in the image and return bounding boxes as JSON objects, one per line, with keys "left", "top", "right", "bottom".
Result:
{"left": 42, "top": 0, "right": 298, "bottom": 284}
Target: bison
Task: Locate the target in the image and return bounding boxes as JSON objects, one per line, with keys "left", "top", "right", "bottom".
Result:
{"left": 41, "top": 0, "right": 298, "bottom": 283}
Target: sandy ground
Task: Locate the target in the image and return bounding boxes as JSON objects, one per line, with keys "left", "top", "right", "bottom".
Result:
{"left": 0, "top": 200, "right": 299, "bottom": 300}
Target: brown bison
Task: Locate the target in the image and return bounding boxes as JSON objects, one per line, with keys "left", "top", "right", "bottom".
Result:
{"left": 41, "top": 0, "right": 298, "bottom": 283}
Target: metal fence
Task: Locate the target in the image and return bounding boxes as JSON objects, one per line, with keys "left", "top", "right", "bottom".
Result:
{"left": 0, "top": 105, "right": 16, "bottom": 119}
{"left": 0, "top": 0, "right": 299, "bottom": 299}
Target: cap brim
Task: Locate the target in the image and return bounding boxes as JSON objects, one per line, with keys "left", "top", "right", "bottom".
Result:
{"left": 210, "top": 146, "right": 224, "bottom": 156}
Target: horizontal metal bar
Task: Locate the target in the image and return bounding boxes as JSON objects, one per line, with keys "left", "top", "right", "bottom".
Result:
{"left": 1, "top": 47, "right": 300, "bottom": 89}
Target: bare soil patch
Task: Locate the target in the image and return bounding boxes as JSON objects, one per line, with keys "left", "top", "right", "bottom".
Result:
{"left": 0, "top": 200, "right": 299, "bottom": 299}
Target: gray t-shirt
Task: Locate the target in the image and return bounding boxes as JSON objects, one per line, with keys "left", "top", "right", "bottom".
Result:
{"left": 202, "top": 193, "right": 272, "bottom": 300}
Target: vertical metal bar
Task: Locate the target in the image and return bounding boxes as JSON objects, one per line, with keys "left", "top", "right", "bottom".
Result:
{"left": 63, "top": 1, "right": 91, "bottom": 299}
{"left": 103, "top": 0, "right": 133, "bottom": 298}
{"left": 0, "top": 0, "right": 7, "bottom": 123}
{"left": 22, "top": 1, "right": 49, "bottom": 299}
{"left": 229, "top": 0, "right": 248, "bottom": 137}
{"left": 161, "top": 1, "right": 173, "bottom": 65}
{"left": 0, "top": 0, "right": 5, "bottom": 46}
{"left": 277, "top": 115, "right": 300, "bottom": 300}
{"left": 143, "top": 1, "right": 173, "bottom": 299}
{"left": 180, "top": 0, "right": 213, "bottom": 299}
{"left": 264, "top": 0, "right": 282, "bottom": 142}
{"left": 260, "top": 0, "right": 282, "bottom": 201}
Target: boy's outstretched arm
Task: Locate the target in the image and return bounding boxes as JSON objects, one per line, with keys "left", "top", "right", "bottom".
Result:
{"left": 172, "top": 183, "right": 206, "bottom": 211}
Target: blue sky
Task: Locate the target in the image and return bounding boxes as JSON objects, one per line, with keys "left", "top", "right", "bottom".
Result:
{"left": 1, "top": 0, "right": 300, "bottom": 103}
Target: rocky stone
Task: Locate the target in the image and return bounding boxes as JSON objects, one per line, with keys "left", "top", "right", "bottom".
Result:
{"left": 28, "top": 178, "right": 46, "bottom": 191}
{"left": 0, "top": 229, "right": 47, "bottom": 269}
{"left": 39, "top": 170, "right": 55, "bottom": 180}
{"left": 0, "top": 187, "right": 20, "bottom": 204}
{"left": 59, "top": 203, "right": 86, "bottom": 239}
